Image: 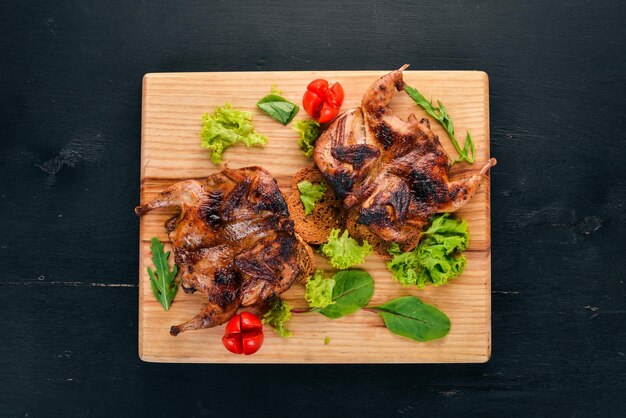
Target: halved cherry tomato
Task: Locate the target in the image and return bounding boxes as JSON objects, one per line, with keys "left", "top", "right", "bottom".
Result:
{"left": 325, "top": 82, "right": 344, "bottom": 108}
{"left": 318, "top": 102, "right": 340, "bottom": 124}
{"left": 302, "top": 90, "right": 324, "bottom": 118}
{"left": 302, "top": 79, "right": 344, "bottom": 123}
{"left": 222, "top": 312, "right": 264, "bottom": 355}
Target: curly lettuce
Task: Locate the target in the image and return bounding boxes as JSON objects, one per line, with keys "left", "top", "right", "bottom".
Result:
{"left": 297, "top": 181, "right": 326, "bottom": 215}
{"left": 305, "top": 270, "right": 335, "bottom": 309}
{"left": 387, "top": 214, "right": 469, "bottom": 287}
{"left": 262, "top": 298, "right": 293, "bottom": 338}
{"left": 293, "top": 118, "right": 320, "bottom": 157}
{"left": 321, "top": 229, "right": 372, "bottom": 269}
{"left": 200, "top": 103, "right": 267, "bottom": 164}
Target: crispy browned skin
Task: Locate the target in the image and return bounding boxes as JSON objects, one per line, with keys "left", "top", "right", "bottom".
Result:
{"left": 313, "top": 66, "right": 496, "bottom": 252}
{"left": 135, "top": 167, "right": 314, "bottom": 335}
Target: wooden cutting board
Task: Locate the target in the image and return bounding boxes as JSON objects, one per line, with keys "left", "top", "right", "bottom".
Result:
{"left": 139, "top": 70, "right": 492, "bottom": 363}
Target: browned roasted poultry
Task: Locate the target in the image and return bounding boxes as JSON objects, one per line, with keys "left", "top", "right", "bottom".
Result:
{"left": 135, "top": 167, "right": 314, "bottom": 335}
{"left": 313, "top": 66, "right": 496, "bottom": 253}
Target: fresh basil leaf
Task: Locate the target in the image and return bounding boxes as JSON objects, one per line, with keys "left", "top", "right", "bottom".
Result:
{"left": 372, "top": 296, "right": 450, "bottom": 342}
{"left": 257, "top": 94, "right": 299, "bottom": 125}
{"left": 319, "top": 270, "right": 374, "bottom": 319}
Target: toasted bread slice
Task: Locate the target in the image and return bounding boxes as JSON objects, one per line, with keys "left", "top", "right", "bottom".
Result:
{"left": 288, "top": 167, "right": 347, "bottom": 245}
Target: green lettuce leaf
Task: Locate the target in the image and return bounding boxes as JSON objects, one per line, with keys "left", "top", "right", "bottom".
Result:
{"left": 386, "top": 214, "right": 469, "bottom": 287}
{"left": 297, "top": 181, "right": 326, "bottom": 215}
{"left": 320, "top": 229, "right": 372, "bottom": 269}
{"left": 305, "top": 270, "right": 335, "bottom": 309}
{"left": 200, "top": 103, "right": 267, "bottom": 164}
{"left": 292, "top": 118, "right": 320, "bottom": 157}
{"left": 262, "top": 298, "right": 293, "bottom": 338}
{"left": 386, "top": 243, "right": 422, "bottom": 286}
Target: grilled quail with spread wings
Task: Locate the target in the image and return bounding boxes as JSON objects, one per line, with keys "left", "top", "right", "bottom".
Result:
{"left": 136, "top": 167, "right": 314, "bottom": 335}
{"left": 313, "top": 66, "right": 496, "bottom": 253}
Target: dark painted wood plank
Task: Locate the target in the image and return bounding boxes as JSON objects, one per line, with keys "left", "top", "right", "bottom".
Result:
{"left": 1, "top": 285, "right": 624, "bottom": 417}
{"left": 0, "top": 0, "right": 625, "bottom": 416}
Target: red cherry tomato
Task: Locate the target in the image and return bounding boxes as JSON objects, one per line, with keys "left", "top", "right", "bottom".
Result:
{"left": 326, "top": 83, "right": 344, "bottom": 108}
{"left": 302, "top": 79, "right": 344, "bottom": 123}
{"left": 222, "top": 312, "right": 264, "bottom": 355}
{"left": 302, "top": 90, "right": 324, "bottom": 119}
{"left": 307, "top": 79, "right": 329, "bottom": 96}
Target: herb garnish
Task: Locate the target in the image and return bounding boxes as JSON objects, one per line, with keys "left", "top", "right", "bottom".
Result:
{"left": 368, "top": 296, "right": 450, "bottom": 342}
{"left": 387, "top": 214, "right": 469, "bottom": 287}
{"left": 200, "top": 103, "right": 267, "bottom": 164}
{"left": 321, "top": 229, "right": 372, "bottom": 269}
{"left": 405, "top": 85, "right": 475, "bottom": 164}
{"left": 293, "top": 118, "right": 321, "bottom": 157}
{"left": 305, "top": 270, "right": 335, "bottom": 309}
{"left": 262, "top": 298, "right": 293, "bottom": 338}
{"left": 147, "top": 237, "right": 178, "bottom": 311}
{"left": 257, "top": 86, "right": 299, "bottom": 125}
{"left": 264, "top": 269, "right": 450, "bottom": 342}
{"left": 318, "top": 270, "right": 374, "bottom": 318}
{"left": 297, "top": 181, "right": 326, "bottom": 215}
{"left": 292, "top": 269, "right": 449, "bottom": 342}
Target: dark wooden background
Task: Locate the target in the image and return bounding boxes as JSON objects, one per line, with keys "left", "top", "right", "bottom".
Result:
{"left": 1, "top": 0, "right": 625, "bottom": 416}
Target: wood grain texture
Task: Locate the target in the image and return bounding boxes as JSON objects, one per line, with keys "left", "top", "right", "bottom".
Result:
{"left": 139, "top": 70, "right": 492, "bottom": 363}
{"left": 2, "top": 0, "right": 626, "bottom": 415}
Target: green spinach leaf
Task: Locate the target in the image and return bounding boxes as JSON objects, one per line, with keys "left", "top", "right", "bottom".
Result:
{"left": 371, "top": 296, "right": 450, "bottom": 342}
{"left": 319, "top": 270, "right": 374, "bottom": 319}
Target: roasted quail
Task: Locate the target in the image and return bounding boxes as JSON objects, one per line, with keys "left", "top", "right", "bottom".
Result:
{"left": 136, "top": 167, "right": 314, "bottom": 335}
{"left": 313, "top": 66, "right": 496, "bottom": 253}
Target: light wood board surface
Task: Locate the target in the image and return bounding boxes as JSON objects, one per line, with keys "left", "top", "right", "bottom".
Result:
{"left": 139, "top": 70, "right": 492, "bottom": 363}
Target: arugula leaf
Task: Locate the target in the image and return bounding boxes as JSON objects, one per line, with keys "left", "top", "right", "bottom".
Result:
{"left": 292, "top": 118, "right": 320, "bottom": 157}
{"left": 200, "top": 103, "right": 267, "bottom": 164}
{"left": 405, "top": 85, "right": 475, "bottom": 164}
{"left": 386, "top": 214, "right": 469, "bottom": 287}
{"left": 321, "top": 229, "right": 372, "bottom": 269}
{"left": 297, "top": 181, "right": 326, "bottom": 215}
{"left": 305, "top": 270, "right": 335, "bottom": 309}
{"left": 319, "top": 270, "right": 374, "bottom": 319}
{"left": 262, "top": 298, "right": 293, "bottom": 338}
{"left": 257, "top": 88, "right": 299, "bottom": 125}
{"left": 147, "top": 237, "right": 178, "bottom": 311}
{"left": 370, "top": 296, "right": 450, "bottom": 342}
